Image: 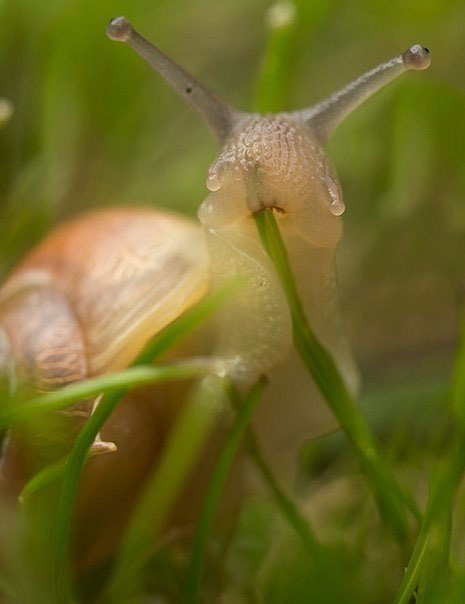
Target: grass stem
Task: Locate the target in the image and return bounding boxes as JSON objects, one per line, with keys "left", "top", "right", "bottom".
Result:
{"left": 255, "top": 208, "right": 418, "bottom": 542}
{"left": 184, "top": 376, "right": 268, "bottom": 604}
{"left": 107, "top": 375, "right": 227, "bottom": 601}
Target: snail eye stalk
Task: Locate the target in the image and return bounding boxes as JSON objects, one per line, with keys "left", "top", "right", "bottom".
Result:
{"left": 298, "top": 44, "right": 430, "bottom": 142}
{"left": 107, "top": 16, "right": 243, "bottom": 142}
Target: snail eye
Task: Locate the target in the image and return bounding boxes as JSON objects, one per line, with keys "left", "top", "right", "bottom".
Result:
{"left": 107, "top": 16, "right": 242, "bottom": 142}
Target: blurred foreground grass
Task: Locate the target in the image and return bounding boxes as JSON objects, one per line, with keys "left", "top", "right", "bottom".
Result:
{"left": 1, "top": 0, "right": 465, "bottom": 602}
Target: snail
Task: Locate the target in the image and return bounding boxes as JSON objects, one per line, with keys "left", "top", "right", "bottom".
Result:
{"left": 0, "top": 16, "right": 430, "bottom": 569}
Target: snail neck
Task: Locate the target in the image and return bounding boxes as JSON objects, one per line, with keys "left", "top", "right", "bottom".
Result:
{"left": 284, "top": 233, "right": 358, "bottom": 393}
{"left": 201, "top": 214, "right": 358, "bottom": 393}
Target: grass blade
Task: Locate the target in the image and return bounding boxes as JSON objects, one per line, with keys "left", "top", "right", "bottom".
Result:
{"left": 0, "top": 364, "right": 208, "bottom": 429}
{"left": 394, "top": 464, "right": 457, "bottom": 604}
{"left": 395, "top": 312, "right": 465, "bottom": 603}
{"left": 107, "top": 375, "right": 227, "bottom": 601}
{"left": 51, "top": 365, "right": 212, "bottom": 602}
{"left": 226, "top": 383, "right": 330, "bottom": 571}
{"left": 251, "top": 1, "right": 297, "bottom": 113}
{"left": 255, "top": 208, "right": 418, "bottom": 542}
{"left": 417, "top": 502, "right": 452, "bottom": 603}
{"left": 184, "top": 376, "right": 268, "bottom": 604}
{"left": 244, "top": 426, "right": 329, "bottom": 567}
{"left": 20, "top": 460, "right": 66, "bottom": 503}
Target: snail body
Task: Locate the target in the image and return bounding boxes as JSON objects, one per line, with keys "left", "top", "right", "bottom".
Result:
{"left": 0, "top": 17, "right": 430, "bottom": 568}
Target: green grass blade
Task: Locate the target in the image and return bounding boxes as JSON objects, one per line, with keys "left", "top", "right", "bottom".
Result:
{"left": 255, "top": 208, "right": 418, "bottom": 542}
{"left": 181, "top": 11, "right": 302, "bottom": 597}
{"left": 416, "top": 503, "right": 452, "bottom": 604}
{"left": 394, "top": 465, "right": 456, "bottom": 604}
{"left": 244, "top": 426, "right": 329, "bottom": 568}
{"left": 251, "top": 1, "right": 297, "bottom": 113}
{"left": 20, "top": 459, "right": 66, "bottom": 503}
{"left": 107, "top": 375, "right": 227, "bottom": 601}
{"left": 226, "top": 384, "right": 329, "bottom": 570}
{"left": 0, "top": 364, "right": 208, "bottom": 429}
{"left": 395, "top": 311, "right": 465, "bottom": 603}
{"left": 184, "top": 376, "right": 268, "bottom": 604}
{"left": 52, "top": 365, "right": 212, "bottom": 602}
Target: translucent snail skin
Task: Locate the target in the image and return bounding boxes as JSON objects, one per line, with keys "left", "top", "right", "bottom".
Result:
{"left": 107, "top": 17, "right": 430, "bottom": 468}
{"left": 0, "top": 16, "right": 430, "bottom": 566}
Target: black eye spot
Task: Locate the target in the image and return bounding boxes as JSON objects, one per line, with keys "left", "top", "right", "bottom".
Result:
{"left": 185, "top": 85, "right": 193, "bottom": 94}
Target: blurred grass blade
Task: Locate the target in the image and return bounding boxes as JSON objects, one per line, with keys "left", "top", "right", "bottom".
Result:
{"left": 243, "top": 425, "right": 330, "bottom": 568}
{"left": 416, "top": 501, "right": 451, "bottom": 603}
{"left": 395, "top": 311, "right": 465, "bottom": 603}
{"left": 255, "top": 208, "right": 418, "bottom": 542}
{"left": 20, "top": 459, "right": 66, "bottom": 503}
{"left": 251, "top": 1, "right": 297, "bottom": 113}
{"left": 52, "top": 283, "right": 239, "bottom": 601}
{"left": 0, "top": 364, "right": 208, "bottom": 429}
{"left": 52, "top": 366, "right": 213, "bottom": 601}
{"left": 107, "top": 375, "right": 227, "bottom": 600}
{"left": 451, "top": 314, "right": 465, "bottom": 429}
{"left": 394, "top": 466, "right": 455, "bottom": 604}
{"left": 226, "top": 384, "right": 330, "bottom": 571}
{"left": 184, "top": 376, "right": 268, "bottom": 604}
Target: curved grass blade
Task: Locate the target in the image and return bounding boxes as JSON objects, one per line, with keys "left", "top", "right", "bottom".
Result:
{"left": 255, "top": 208, "right": 419, "bottom": 542}
{"left": 52, "top": 282, "right": 240, "bottom": 601}
{"left": 107, "top": 375, "right": 227, "bottom": 601}
{"left": 394, "top": 465, "right": 456, "bottom": 604}
{"left": 184, "top": 376, "right": 268, "bottom": 604}
{"left": 395, "top": 312, "right": 465, "bottom": 603}
{"left": 0, "top": 364, "right": 208, "bottom": 429}
{"left": 416, "top": 503, "right": 451, "bottom": 603}
{"left": 244, "top": 424, "right": 330, "bottom": 569}
{"left": 52, "top": 364, "right": 211, "bottom": 602}
{"left": 251, "top": 1, "right": 297, "bottom": 113}
{"left": 182, "top": 8, "right": 305, "bottom": 600}
{"left": 226, "top": 385, "right": 333, "bottom": 575}
{"left": 20, "top": 460, "right": 66, "bottom": 503}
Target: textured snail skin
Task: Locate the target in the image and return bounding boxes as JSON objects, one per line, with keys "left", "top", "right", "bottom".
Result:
{"left": 200, "top": 113, "right": 358, "bottom": 472}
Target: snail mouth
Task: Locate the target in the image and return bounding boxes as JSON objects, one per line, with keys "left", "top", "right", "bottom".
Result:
{"left": 270, "top": 205, "right": 287, "bottom": 215}
{"left": 252, "top": 205, "right": 287, "bottom": 218}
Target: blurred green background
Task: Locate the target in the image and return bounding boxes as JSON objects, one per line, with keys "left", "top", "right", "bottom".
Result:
{"left": 1, "top": 0, "right": 465, "bottom": 601}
